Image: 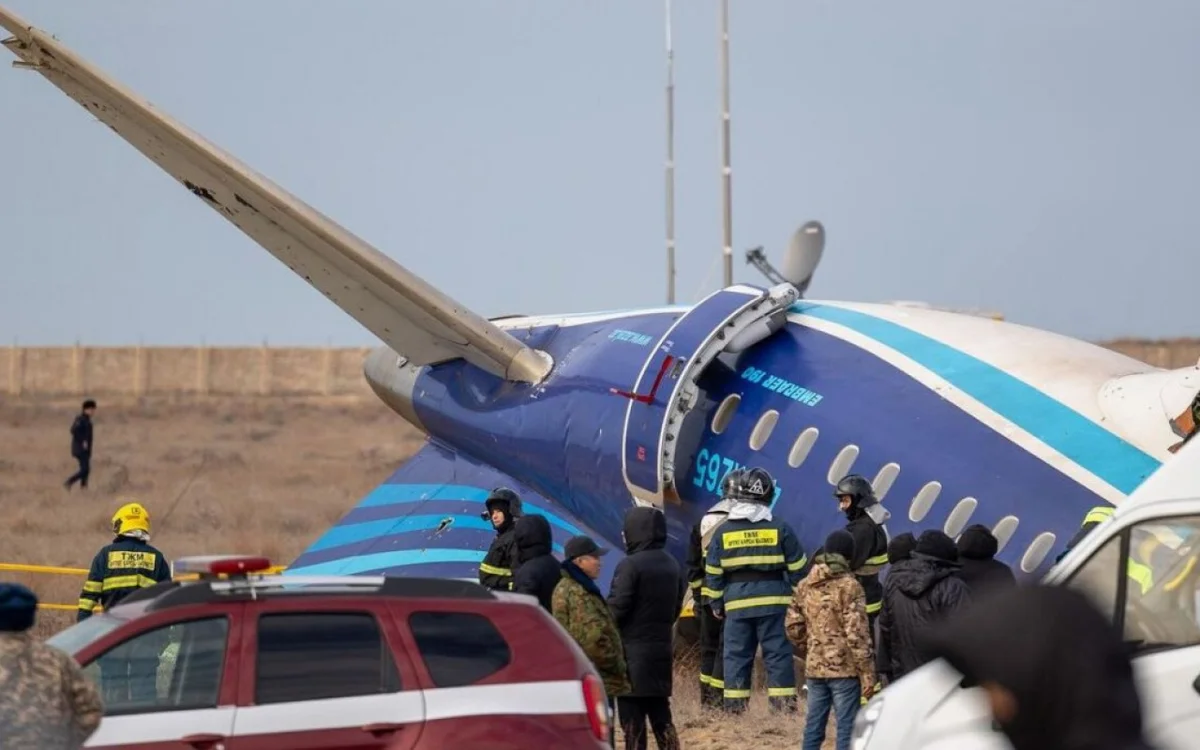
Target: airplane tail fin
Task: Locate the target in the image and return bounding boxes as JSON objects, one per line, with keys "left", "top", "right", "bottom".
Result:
{"left": 0, "top": 7, "right": 551, "bottom": 383}
{"left": 286, "top": 440, "right": 626, "bottom": 594}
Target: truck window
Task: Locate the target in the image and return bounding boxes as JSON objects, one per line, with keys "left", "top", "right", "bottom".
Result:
{"left": 84, "top": 616, "right": 228, "bottom": 716}
{"left": 255, "top": 612, "right": 401, "bottom": 704}
{"left": 409, "top": 611, "right": 511, "bottom": 687}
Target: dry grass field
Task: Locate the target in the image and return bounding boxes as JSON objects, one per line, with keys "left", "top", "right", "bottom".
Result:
{"left": 0, "top": 395, "right": 833, "bottom": 749}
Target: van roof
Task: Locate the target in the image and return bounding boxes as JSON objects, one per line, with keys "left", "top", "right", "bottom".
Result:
{"left": 1117, "top": 434, "right": 1200, "bottom": 514}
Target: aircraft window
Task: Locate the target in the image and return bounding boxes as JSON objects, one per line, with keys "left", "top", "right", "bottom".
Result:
{"left": 908, "top": 481, "right": 942, "bottom": 523}
{"left": 1020, "top": 532, "right": 1057, "bottom": 573}
{"left": 787, "top": 427, "right": 819, "bottom": 468}
{"left": 749, "top": 410, "right": 780, "bottom": 451}
{"left": 992, "top": 516, "right": 1020, "bottom": 552}
{"left": 872, "top": 463, "right": 901, "bottom": 502}
{"left": 827, "top": 444, "right": 860, "bottom": 485}
{"left": 711, "top": 394, "right": 741, "bottom": 435}
{"left": 944, "top": 497, "right": 978, "bottom": 538}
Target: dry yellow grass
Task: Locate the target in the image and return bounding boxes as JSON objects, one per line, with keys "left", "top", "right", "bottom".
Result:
{"left": 0, "top": 396, "right": 837, "bottom": 749}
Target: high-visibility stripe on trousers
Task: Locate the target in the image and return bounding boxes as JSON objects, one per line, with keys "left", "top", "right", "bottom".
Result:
{"left": 722, "top": 612, "right": 796, "bottom": 713}
{"left": 698, "top": 603, "right": 725, "bottom": 709}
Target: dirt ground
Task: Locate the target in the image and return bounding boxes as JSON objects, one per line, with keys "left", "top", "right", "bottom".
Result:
{"left": 0, "top": 396, "right": 838, "bottom": 749}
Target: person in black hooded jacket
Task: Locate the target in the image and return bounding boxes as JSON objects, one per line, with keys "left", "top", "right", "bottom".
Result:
{"left": 875, "top": 532, "right": 917, "bottom": 682}
{"left": 955, "top": 524, "right": 1016, "bottom": 597}
{"left": 608, "top": 506, "right": 685, "bottom": 750}
{"left": 512, "top": 514, "right": 560, "bottom": 612}
{"left": 877, "top": 529, "right": 971, "bottom": 681}
{"left": 926, "top": 585, "right": 1157, "bottom": 750}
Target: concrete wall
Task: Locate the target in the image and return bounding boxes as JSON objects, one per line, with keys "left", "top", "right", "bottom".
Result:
{"left": 1, "top": 339, "right": 1198, "bottom": 398}
{"left": 0, "top": 346, "right": 374, "bottom": 398}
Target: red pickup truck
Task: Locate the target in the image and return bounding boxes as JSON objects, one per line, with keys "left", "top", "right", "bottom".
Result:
{"left": 46, "top": 555, "right": 611, "bottom": 749}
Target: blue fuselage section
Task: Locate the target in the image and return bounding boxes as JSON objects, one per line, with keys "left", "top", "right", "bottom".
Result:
{"left": 340, "top": 303, "right": 1161, "bottom": 584}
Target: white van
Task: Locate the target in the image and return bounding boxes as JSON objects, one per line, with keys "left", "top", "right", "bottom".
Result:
{"left": 854, "top": 435, "right": 1200, "bottom": 750}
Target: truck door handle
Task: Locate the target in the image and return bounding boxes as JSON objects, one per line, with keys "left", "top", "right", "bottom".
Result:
{"left": 363, "top": 722, "right": 405, "bottom": 736}
{"left": 182, "top": 734, "right": 227, "bottom": 750}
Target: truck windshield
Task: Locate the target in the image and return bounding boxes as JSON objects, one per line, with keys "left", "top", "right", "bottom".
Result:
{"left": 45, "top": 613, "right": 128, "bottom": 657}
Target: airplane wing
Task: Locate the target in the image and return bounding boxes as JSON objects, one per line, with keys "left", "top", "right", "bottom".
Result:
{"left": 0, "top": 7, "right": 551, "bottom": 384}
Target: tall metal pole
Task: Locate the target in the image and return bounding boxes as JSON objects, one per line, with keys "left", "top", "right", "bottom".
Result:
{"left": 718, "top": 0, "right": 733, "bottom": 288}
{"left": 665, "top": 0, "right": 677, "bottom": 304}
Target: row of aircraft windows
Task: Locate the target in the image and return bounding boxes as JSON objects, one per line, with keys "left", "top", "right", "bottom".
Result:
{"left": 711, "top": 392, "right": 1058, "bottom": 573}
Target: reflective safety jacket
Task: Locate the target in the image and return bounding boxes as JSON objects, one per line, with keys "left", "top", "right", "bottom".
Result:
{"left": 479, "top": 518, "right": 519, "bottom": 591}
{"left": 846, "top": 515, "right": 889, "bottom": 615}
{"left": 704, "top": 516, "right": 808, "bottom": 620}
{"left": 78, "top": 536, "right": 171, "bottom": 621}
{"left": 685, "top": 501, "right": 734, "bottom": 606}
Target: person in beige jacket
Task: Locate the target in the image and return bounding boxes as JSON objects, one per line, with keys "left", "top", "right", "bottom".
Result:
{"left": 786, "top": 530, "right": 877, "bottom": 750}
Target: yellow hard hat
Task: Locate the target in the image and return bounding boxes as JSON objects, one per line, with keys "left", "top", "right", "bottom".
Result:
{"left": 111, "top": 501, "right": 151, "bottom": 536}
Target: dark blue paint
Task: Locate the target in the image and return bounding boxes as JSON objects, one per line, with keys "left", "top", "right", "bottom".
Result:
{"left": 622, "top": 289, "right": 762, "bottom": 495}
{"left": 290, "top": 300, "right": 1155, "bottom": 592}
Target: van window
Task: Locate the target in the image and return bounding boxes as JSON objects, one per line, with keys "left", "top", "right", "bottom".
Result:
{"left": 1123, "top": 516, "right": 1200, "bottom": 650}
{"left": 1063, "top": 533, "right": 1122, "bottom": 623}
{"left": 1065, "top": 514, "right": 1200, "bottom": 651}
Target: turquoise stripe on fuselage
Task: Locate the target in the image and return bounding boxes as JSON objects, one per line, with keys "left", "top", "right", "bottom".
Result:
{"left": 792, "top": 302, "right": 1161, "bottom": 495}
{"left": 310, "top": 483, "right": 585, "bottom": 547}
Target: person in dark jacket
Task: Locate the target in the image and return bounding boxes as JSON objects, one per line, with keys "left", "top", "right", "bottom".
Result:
{"left": 64, "top": 399, "right": 96, "bottom": 491}
{"left": 684, "top": 468, "right": 743, "bottom": 709}
{"left": 478, "top": 487, "right": 523, "bottom": 591}
{"left": 955, "top": 524, "right": 1016, "bottom": 596}
{"left": 834, "top": 475, "right": 890, "bottom": 646}
{"left": 875, "top": 532, "right": 917, "bottom": 682}
{"left": 608, "top": 506, "right": 685, "bottom": 750}
{"left": 877, "top": 530, "right": 971, "bottom": 682}
{"left": 926, "top": 585, "right": 1158, "bottom": 750}
{"left": 511, "top": 514, "right": 560, "bottom": 612}
{"left": 886, "top": 533, "right": 917, "bottom": 564}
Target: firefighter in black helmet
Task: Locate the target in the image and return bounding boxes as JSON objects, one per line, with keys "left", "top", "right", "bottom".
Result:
{"left": 478, "top": 488, "right": 524, "bottom": 591}
{"left": 834, "top": 474, "right": 890, "bottom": 647}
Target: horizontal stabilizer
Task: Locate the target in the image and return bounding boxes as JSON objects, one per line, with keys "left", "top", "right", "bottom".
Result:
{"left": 287, "top": 441, "right": 625, "bottom": 594}
{"left": 0, "top": 7, "right": 551, "bottom": 383}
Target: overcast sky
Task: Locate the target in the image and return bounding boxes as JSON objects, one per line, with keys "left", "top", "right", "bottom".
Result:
{"left": 2, "top": 1, "right": 1197, "bottom": 345}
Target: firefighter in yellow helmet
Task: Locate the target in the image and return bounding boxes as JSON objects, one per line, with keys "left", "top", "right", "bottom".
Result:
{"left": 78, "top": 501, "right": 172, "bottom": 705}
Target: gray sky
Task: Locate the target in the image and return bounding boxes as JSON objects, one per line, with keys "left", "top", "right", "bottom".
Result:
{"left": 3, "top": 1, "right": 1198, "bottom": 346}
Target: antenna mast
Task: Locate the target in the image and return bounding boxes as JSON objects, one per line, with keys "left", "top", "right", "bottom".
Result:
{"left": 664, "top": 0, "right": 677, "bottom": 305}
{"left": 718, "top": 0, "right": 733, "bottom": 288}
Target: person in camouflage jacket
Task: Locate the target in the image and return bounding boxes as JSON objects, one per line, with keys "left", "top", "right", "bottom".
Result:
{"left": 0, "top": 582, "right": 104, "bottom": 749}
{"left": 786, "top": 530, "right": 878, "bottom": 750}
{"left": 552, "top": 536, "right": 631, "bottom": 711}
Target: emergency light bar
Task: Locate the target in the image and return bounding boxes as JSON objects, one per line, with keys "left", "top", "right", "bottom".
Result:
{"left": 172, "top": 555, "right": 273, "bottom": 579}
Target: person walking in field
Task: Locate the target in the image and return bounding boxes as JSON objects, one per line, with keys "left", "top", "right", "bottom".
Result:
{"left": 64, "top": 399, "right": 97, "bottom": 491}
